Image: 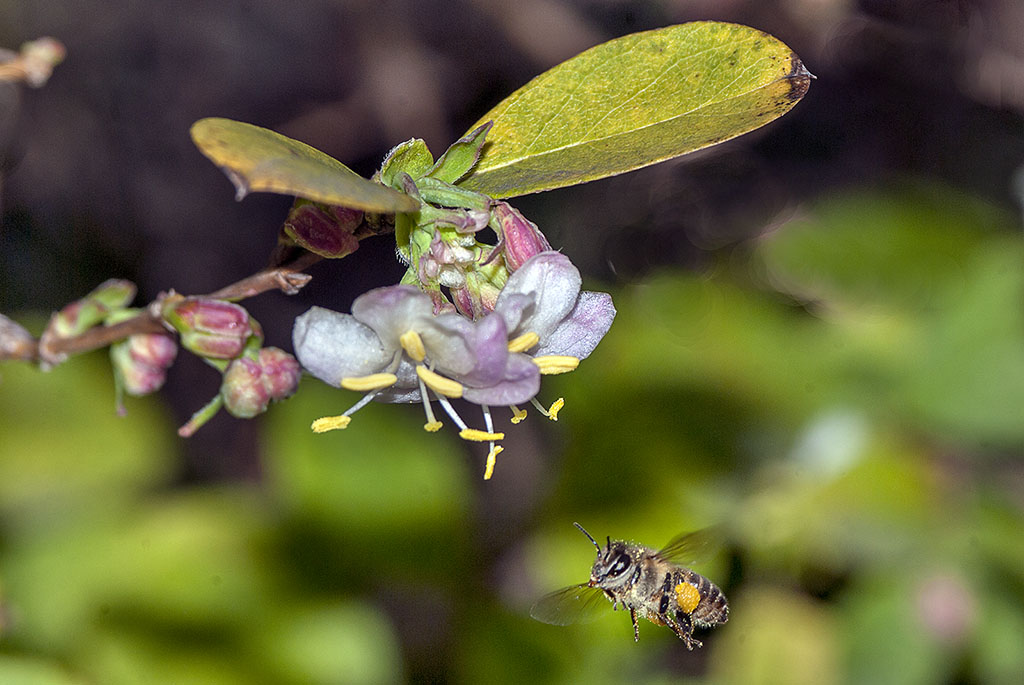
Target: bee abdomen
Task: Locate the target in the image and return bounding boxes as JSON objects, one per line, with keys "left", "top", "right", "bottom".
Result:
{"left": 678, "top": 569, "right": 729, "bottom": 626}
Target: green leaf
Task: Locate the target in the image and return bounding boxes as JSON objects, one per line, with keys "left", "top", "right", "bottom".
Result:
{"left": 378, "top": 138, "right": 434, "bottom": 188}
{"left": 458, "top": 22, "right": 811, "bottom": 198}
{"left": 190, "top": 118, "right": 418, "bottom": 213}
{"left": 427, "top": 121, "right": 492, "bottom": 184}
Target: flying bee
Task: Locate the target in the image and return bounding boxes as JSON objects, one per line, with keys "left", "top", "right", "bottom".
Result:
{"left": 530, "top": 523, "right": 729, "bottom": 649}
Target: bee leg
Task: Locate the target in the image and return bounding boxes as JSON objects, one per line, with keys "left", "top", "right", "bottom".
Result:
{"left": 666, "top": 612, "right": 702, "bottom": 650}
{"left": 630, "top": 608, "right": 640, "bottom": 642}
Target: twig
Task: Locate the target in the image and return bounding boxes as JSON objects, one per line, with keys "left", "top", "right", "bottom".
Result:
{"left": 0, "top": 250, "right": 323, "bottom": 364}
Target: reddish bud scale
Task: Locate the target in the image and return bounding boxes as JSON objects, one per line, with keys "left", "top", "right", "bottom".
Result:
{"left": 284, "top": 203, "right": 363, "bottom": 258}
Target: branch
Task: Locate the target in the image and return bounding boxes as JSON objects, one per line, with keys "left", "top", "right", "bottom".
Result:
{"left": 0, "top": 250, "right": 323, "bottom": 365}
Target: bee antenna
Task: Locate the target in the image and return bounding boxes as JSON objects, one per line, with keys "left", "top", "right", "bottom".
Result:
{"left": 573, "top": 522, "right": 600, "bottom": 552}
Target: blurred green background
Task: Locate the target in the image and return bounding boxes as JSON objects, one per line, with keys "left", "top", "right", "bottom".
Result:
{"left": 3, "top": 1, "right": 1024, "bottom": 684}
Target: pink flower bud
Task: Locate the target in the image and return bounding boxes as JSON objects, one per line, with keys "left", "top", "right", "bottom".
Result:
{"left": 221, "top": 347, "right": 300, "bottom": 418}
{"left": 257, "top": 347, "right": 301, "bottom": 400}
{"left": 111, "top": 333, "right": 178, "bottom": 397}
{"left": 221, "top": 357, "right": 268, "bottom": 418}
{"left": 283, "top": 201, "right": 363, "bottom": 258}
{"left": 163, "top": 297, "right": 253, "bottom": 359}
{"left": 491, "top": 202, "right": 551, "bottom": 272}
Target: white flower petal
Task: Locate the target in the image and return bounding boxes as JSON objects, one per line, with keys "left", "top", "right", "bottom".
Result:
{"left": 293, "top": 306, "right": 393, "bottom": 386}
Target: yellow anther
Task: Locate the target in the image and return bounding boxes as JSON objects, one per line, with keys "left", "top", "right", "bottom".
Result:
{"left": 423, "top": 420, "right": 444, "bottom": 432}
{"left": 675, "top": 582, "right": 701, "bottom": 614}
{"left": 484, "top": 445, "right": 504, "bottom": 480}
{"left": 340, "top": 373, "right": 397, "bottom": 392}
{"left": 416, "top": 365, "right": 463, "bottom": 398}
{"left": 459, "top": 428, "right": 505, "bottom": 442}
{"left": 311, "top": 415, "right": 351, "bottom": 433}
{"left": 510, "top": 406, "right": 528, "bottom": 424}
{"left": 400, "top": 330, "right": 426, "bottom": 362}
{"left": 507, "top": 331, "right": 540, "bottom": 353}
{"left": 547, "top": 398, "right": 564, "bottom": 421}
{"left": 533, "top": 355, "right": 580, "bottom": 375}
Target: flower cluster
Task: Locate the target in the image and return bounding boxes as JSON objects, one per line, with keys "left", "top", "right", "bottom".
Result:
{"left": 294, "top": 250, "right": 615, "bottom": 479}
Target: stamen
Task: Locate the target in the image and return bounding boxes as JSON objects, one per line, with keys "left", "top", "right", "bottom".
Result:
{"left": 547, "top": 397, "right": 564, "bottom": 420}
{"left": 340, "top": 373, "right": 398, "bottom": 391}
{"left": 533, "top": 355, "right": 579, "bottom": 375}
{"left": 311, "top": 415, "right": 351, "bottom": 432}
{"left": 459, "top": 428, "right": 505, "bottom": 442}
{"left": 416, "top": 365, "right": 464, "bottom": 398}
{"left": 418, "top": 376, "right": 443, "bottom": 431}
{"left": 530, "top": 397, "right": 565, "bottom": 421}
{"left": 400, "top": 330, "right": 426, "bottom": 362}
{"left": 481, "top": 404, "right": 501, "bottom": 479}
{"left": 509, "top": 405, "right": 528, "bottom": 424}
{"left": 507, "top": 331, "right": 540, "bottom": 353}
{"left": 423, "top": 421, "right": 443, "bottom": 432}
{"left": 484, "top": 445, "right": 503, "bottom": 480}
{"left": 435, "top": 393, "right": 470, "bottom": 431}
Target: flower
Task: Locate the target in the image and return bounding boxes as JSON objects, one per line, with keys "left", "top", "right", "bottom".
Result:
{"left": 293, "top": 250, "right": 615, "bottom": 479}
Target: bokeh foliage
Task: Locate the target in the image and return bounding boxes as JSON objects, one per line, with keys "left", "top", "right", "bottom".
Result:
{"left": 2, "top": 182, "right": 1024, "bottom": 683}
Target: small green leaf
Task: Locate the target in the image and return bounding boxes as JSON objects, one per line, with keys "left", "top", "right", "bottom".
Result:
{"left": 458, "top": 22, "right": 811, "bottom": 198}
{"left": 427, "top": 121, "right": 493, "bottom": 184}
{"left": 378, "top": 138, "right": 434, "bottom": 188}
{"left": 190, "top": 118, "right": 418, "bottom": 213}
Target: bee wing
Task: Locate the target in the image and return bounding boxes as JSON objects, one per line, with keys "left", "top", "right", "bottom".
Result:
{"left": 656, "top": 527, "right": 723, "bottom": 566}
{"left": 529, "top": 583, "right": 610, "bottom": 626}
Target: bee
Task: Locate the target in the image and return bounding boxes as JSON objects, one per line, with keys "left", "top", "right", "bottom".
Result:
{"left": 530, "top": 523, "right": 729, "bottom": 649}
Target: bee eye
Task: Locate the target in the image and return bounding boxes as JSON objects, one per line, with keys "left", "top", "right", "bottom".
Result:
{"left": 608, "top": 553, "right": 631, "bottom": 577}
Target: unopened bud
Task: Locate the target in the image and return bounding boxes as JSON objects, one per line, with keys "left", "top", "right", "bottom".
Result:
{"left": 491, "top": 201, "right": 551, "bottom": 272}
{"left": 451, "top": 271, "right": 501, "bottom": 319}
{"left": 221, "top": 346, "right": 300, "bottom": 418}
{"left": 111, "top": 333, "right": 178, "bottom": 397}
{"left": 257, "top": 347, "right": 301, "bottom": 400}
{"left": 49, "top": 279, "right": 137, "bottom": 338}
{"left": 283, "top": 200, "right": 363, "bottom": 258}
{"left": 162, "top": 296, "right": 252, "bottom": 359}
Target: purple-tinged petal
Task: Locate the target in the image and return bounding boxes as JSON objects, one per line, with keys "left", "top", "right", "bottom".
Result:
{"left": 351, "top": 285, "right": 435, "bottom": 346}
{"left": 293, "top": 306, "right": 393, "bottom": 386}
{"left": 427, "top": 312, "right": 510, "bottom": 386}
{"left": 462, "top": 353, "right": 541, "bottom": 405}
{"left": 536, "top": 291, "right": 616, "bottom": 360}
{"left": 495, "top": 251, "right": 581, "bottom": 340}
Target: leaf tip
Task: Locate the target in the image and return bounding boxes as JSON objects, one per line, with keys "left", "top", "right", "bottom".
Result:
{"left": 225, "top": 169, "right": 251, "bottom": 201}
{"left": 785, "top": 54, "right": 813, "bottom": 102}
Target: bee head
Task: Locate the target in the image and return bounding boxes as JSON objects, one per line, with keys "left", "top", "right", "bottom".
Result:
{"left": 574, "top": 523, "right": 635, "bottom": 589}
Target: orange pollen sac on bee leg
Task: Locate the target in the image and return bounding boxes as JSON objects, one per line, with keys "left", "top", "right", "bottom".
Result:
{"left": 675, "top": 582, "right": 701, "bottom": 614}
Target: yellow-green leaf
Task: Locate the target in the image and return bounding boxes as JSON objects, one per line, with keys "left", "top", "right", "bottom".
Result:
{"left": 458, "top": 22, "right": 811, "bottom": 198}
{"left": 190, "top": 118, "right": 418, "bottom": 213}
